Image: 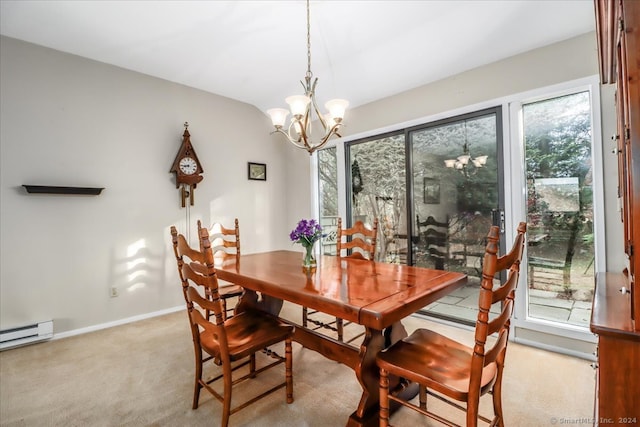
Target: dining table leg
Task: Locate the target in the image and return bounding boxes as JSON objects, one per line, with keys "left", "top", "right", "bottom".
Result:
{"left": 347, "top": 321, "right": 415, "bottom": 427}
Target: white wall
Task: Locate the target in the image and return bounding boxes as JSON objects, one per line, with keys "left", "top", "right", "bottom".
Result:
{"left": 290, "top": 32, "right": 625, "bottom": 272}
{"left": 0, "top": 36, "right": 291, "bottom": 334}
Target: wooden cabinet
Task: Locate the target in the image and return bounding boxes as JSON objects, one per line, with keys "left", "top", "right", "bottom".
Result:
{"left": 592, "top": 1, "right": 640, "bottom": 424}
{"left": 591, "top": 273, "right": 640, "bottom": 424}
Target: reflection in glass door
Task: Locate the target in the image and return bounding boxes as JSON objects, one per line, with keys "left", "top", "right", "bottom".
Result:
{"left": 346, "top": 133, "right": 407, "bottom": 263}
{"left": 410, "top": 108, "right": 503, "bottom": 324}
{"left": 340, "top": 108, "right": 503, "bottom": 324}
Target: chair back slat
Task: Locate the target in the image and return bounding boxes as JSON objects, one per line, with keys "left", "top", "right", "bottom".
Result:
{"left": 491, "top": 267, "right": 519, "bottom": 305}
{"left": 205, "top": 219, "right": 241, "bottom": 269}
{"left": 174, "top": 232, "right": 205, "bottom": 264}
{"left": 181, "top": 262, "right": 224, "bottom": 323}
{"left": 487, "top": 298, "right": 514, "bottom": 337}
{"left": 187, "top": 287, "right": 222, "bottom": 329}
{"left": 337, "top": 217, "right": 378, "bottom": 260}
{"left": 186, "top": 278, "right": 221, "bottom": 312}
{"left": 205, "top": 218, "right": 240, "bottom": 255}
{"left": 212, "top": 240, "right": 238, "bottom": 251}
{"left": 495, "top": 222, "right": 526, "bottom": 271}
{"left": 484, "top": 328, "right": 509, "bottom": 366}
{"left": 182, "top": 274, "right": 224, "bottom": 326}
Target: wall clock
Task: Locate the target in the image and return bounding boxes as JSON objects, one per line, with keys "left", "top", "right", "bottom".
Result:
{"left": 170, "top": 122, "right": 203, "bottom": 207}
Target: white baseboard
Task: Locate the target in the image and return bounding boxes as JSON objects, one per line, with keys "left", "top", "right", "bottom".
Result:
{"left": 52, "top": 305, "right": 184, "bottom": 341}
{"left": 512, "top": 336, "right": 596, "bottom": 361}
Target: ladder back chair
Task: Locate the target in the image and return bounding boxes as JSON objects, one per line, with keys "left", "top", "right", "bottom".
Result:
{"left": 377, "top": 222, "right": 527, "bottom": 427}
{"left": 170, "top": 222, "right": 294, "bottom": 427}
{"left": 416, "top": 215, "right": 450, "bottom": 270}
{"left": 302, "top": 217, "right": 379, "bottom": 343}
{"left": 205, "top": 218, "right": 244, "bottom": 320}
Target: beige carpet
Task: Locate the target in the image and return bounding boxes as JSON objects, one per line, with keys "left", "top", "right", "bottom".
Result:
{"left": 0, "top": 302, "right": 594, "bottom": 426}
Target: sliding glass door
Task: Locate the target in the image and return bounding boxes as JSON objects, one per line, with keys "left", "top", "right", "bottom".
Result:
{"left": 341, "top": 108, "right": 504, "bottom": 324}
{"left": 409, "top": 108, "right": 503, "bottom": 323}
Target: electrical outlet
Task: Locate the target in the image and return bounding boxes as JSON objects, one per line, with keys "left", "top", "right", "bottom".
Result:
{"left": 110, "top": 287, "right": 119, "bottom": 297}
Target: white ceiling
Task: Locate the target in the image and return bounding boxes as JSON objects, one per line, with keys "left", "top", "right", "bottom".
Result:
{"left": 0, "top": 1, "right": 596, "bottom": 113}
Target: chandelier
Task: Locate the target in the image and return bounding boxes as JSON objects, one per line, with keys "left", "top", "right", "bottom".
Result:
{"left": 266, "top": 0, "right": 349, "bottom": 155}
{"left": 444, "top": 121, "right": 488, "bottom": 175}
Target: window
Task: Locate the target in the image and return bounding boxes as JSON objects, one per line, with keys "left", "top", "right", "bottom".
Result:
{"left": 318, "top": 147, "right": 338, "bottom": 255}
{"left": 523, "top": 90, "right": 596, "bottom": 328}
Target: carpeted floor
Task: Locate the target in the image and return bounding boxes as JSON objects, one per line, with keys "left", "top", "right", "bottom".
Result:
{"left": 0, "top": 302, "right": 595, "bottom": 426}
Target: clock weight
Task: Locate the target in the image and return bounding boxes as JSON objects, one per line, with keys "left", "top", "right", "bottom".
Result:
{"left": 180, "top": 184, "right": 195, "bottom": 208}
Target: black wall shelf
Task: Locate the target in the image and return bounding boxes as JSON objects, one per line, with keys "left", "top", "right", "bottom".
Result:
{"left": 23, "top": 185, "right": 104, "bottom": 195}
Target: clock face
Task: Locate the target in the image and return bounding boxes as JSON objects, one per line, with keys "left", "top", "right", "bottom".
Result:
{"left": 179, "top": 157, "right": 198, "bottom": 175}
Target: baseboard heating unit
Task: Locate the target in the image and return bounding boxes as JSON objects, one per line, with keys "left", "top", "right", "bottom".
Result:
{"left": 0, "top": 320, "right": 53, "bottom": 351}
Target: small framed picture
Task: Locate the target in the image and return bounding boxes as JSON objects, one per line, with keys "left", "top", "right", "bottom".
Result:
{"left": 423, "top": 177, "right": 440, "bottom": 204}
{"left": 248, "top": 162, "right": 267, "bottom": 181}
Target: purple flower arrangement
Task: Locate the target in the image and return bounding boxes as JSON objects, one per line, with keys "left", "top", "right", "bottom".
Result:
{"left": 289, "top": 219, "right": 323, "bottom": 248}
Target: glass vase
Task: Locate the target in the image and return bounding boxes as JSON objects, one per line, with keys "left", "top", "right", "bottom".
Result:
{"left": 302, "top": 244, "right": 317, "bottom": 270}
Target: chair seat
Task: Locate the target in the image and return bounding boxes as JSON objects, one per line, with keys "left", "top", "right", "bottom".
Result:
{"left": 200, "top": 310, "right": 293, "bottom": 361}
{"left": 377, "top": 329, "right": 497, "bottom": 401}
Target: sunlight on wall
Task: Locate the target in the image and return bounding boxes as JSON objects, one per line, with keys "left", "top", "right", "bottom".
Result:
{"left": 126, "top": 239, "right": 148, "bottom": 292}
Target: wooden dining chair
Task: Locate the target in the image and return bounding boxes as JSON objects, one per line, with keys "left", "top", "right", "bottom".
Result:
{"left": 171, "top": 222, "right": 294, "bottom": 427}
{"left": 302, "top": 217, "right": 378, "bottom": 343}
{"left": 204, "top": 219, "right": 244, "bottom": 320}
{"left": 377, "top": 222, "right": 527, "bottom": 427}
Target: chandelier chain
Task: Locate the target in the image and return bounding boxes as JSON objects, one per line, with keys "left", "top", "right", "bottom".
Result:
{"left": 306, "top": 0, "right": 312, "bottom": 78}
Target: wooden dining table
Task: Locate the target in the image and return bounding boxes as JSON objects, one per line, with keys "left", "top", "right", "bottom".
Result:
{"left": 214, "top": 250, "right": 467, "bottom": 427}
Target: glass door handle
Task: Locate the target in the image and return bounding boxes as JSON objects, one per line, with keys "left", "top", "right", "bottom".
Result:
{"left": 492, "top": 209, "right": 505, "bottom": 233}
